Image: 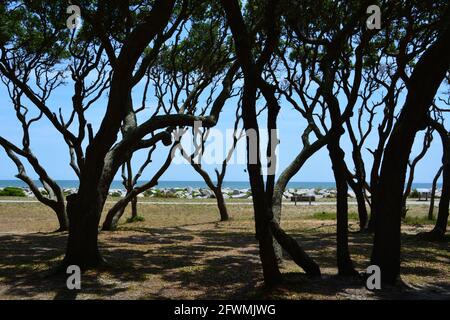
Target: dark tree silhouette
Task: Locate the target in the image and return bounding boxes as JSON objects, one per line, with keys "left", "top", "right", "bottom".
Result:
{"left": 0, "top": 0, "right": 233, "bottom": 269}
{"left": 220, "top": 0, "right": 323, "bottom": 285}
{"left": 102, "top": 14, "right": 238, "bottom": 230}
{"left": 371, "top": 14, "right": 450, "bottom": 284}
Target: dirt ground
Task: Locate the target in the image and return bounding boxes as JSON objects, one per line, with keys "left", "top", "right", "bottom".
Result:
{"left": 0, "top": 199, "right": 448, "bottom": 300}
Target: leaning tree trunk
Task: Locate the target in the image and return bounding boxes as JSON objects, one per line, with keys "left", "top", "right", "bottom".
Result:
{"left": 428, "top": 166, "right": 443, "bottom": 220}
{"left": 213, "top": 186, "right": 229, "bottom": 221}
{"left": 371, "top": 23, "right": 450, "bottom": 285}
{"left": 402, "top": 128, "right": 433, "bottom": 218}
{"left": 272, "top": 137, "right": 327, "bottom": 265}
{"left": 194, "top": 170, "right": 231, "bottom": 222}
{"left": 259, "top": 72, "right": 323, "bottom": 275}
{"left": 102, "top": 187, "right": 133, "bottom": 231}
{"left": 221, "top": 0, "right": 320, "bottom": 285}
{"left": 269, "top": 156, "right": 322, "bottom": 276}
{"left": 103, "top": 145, "right": 177, "bottom": 232}
{"left": 270, "top": 220, "right": 321, "bottom": 275}
{"left": 38, "top": 184, "right": 68, "bottom": 232}
{"left": 102, "top": 192, "right": 139, "bottom": 230}
{"left": 52, "top": 201, "right": 69, "bottom": 232}
{"left": 432, "top": 162, "right": 450, "bottom": 237}
{"left": 102, "top": 204, "right": 127, "bottom": 231}
{"left": 419, "top": 121, "right": 450, "bottom": 241}
{"left": 347, "top": 177, "right": 368, "bottom": 231}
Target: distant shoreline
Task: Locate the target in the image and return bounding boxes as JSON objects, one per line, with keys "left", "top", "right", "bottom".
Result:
{"left": 0, "top": 179, "right": 441, "bottom": 190}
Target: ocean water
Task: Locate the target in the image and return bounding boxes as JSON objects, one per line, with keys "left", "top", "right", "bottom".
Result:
{"left": 0, "top": 180, "right": 440, "bottom": 190}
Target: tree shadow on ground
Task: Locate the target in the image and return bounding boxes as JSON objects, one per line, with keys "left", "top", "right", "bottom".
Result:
{"left": 0, "top": 225, "right": 263, "bottom": 299}
{"left": 274, "top": 229, "right": 450, "bottom": 299}
{"left": 0, "top": 222, "right": 448, "bottom": 299}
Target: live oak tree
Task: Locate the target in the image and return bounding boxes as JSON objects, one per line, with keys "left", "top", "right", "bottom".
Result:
{"left": 102, "top": 62, "right": 239, "bottom": 230}
{"left": 0, "top": 0, "right": 110, "bottom": 231}
{"left": 221, "top": 0, "right": 323, "bottom": 286}
{"left": 0, "top": 64, "right": 69, "bottom": 231}
{"left": 371, "top": 6, "right": 450, "bottom": 284}
{"left": 62, "top": 0, "right": 236, "bottom": 268}
{"left": 280, "top": 0, "right": 380, "bottom": 276}
{"left": 343, "top": 69, "right": 383, "bottom": 231}
{"left": 0, "top": 0, "right": 232, "bottom": 269}
{"left": 365, "top": 2, "right": 450, "bottom": 235}
{"left": 316, "top": 1, "right": 450, "bottom": 236}
{"left": 227, "top": 3, "right": 450, "bottom": 284}
{"left": 0, "top": 1, "right": 68, "bottom": 230}
{"left": 161, "top": 14, "right": 239, "bottom": 222}
{"left": 102, "top": 141, "right": 181, "bottom": 232}
{"left": 352, "top": 46, "right": 407, "bottom": 232}
{"left": 268, "top": 32, "right": 330, "bottom": 261}
{"left": 219, "top": 0, "right": 282, "bottom": 284}
{"left": 102, "top": 9, "right": 238, "bottom": 230}
{"left": 1, "top": 0, "right": 448, "bottom": 292}
{"left": 103, "top": 141, "right": 171, "bottom": 230}
{"left": 309, "top": 9, "right": 370, "bottom": 277}
{"left": 179, "top": 100, "right": 243, "bottom": 222}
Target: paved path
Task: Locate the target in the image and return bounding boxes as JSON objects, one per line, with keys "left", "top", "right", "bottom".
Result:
{"left": 0, "top": 199, "right": 435, "bottom": 206}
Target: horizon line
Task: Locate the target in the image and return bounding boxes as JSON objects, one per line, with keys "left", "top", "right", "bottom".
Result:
{"left": 0, "top": 178, "right": 441, "bottom": 184}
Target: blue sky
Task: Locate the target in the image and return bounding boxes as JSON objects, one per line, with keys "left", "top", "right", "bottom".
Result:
{"left": 0, "top": 72, "right": 448, "bottom": 184}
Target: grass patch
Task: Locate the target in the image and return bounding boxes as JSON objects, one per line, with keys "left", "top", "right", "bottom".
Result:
{"left": 0, "top": 201, "right": 448, "bottom": 300}
{"left": 126, "top": 215, "right": 145, "bottom": 223}
{"left": 311, "top": 211, "right": 437, "bottom": 226}
{"left": 404, "top": 215, "right": 436, "bottom": 225}
{"left": 312, "top": 211, "right": 359, "bottom": 220}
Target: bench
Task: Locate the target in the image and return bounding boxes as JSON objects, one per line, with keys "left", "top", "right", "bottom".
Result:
{"left": 291, "top": 195, "right": 316, "bottom": 205}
